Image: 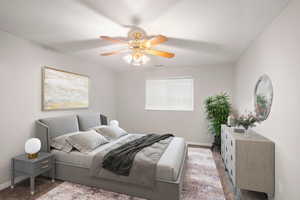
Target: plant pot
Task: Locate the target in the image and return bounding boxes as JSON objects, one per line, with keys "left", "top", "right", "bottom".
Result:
{"left": 211, "top": 135, "right": 221, "bottom": 152}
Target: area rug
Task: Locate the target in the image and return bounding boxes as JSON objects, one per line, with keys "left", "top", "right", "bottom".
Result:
{"left": 37, "top": 148, "right": 225, "bottom": 200}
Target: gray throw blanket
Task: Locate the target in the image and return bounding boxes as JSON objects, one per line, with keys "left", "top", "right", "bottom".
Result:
{"left": 103, "top": 133, "right": 174, "bottom": 176}
{"left": 90, "top": 134, "right": 173, "bottom": 188}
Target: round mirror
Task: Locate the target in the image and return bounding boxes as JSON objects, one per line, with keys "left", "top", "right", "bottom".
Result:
{"left": 254, "top": 74, "right": 273, "bottom": 121}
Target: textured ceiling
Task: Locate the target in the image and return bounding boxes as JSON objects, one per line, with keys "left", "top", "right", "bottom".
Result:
{"left": 0, "top": 0, "right": 289, "bottom": 71}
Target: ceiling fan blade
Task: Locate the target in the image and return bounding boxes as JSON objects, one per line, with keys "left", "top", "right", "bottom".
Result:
{"left": 145, "top": 49, "right": 175, "bottom": 58}
{"left": 100, "top": 49, "right": 127, "bottom": 56}
{"left": 100, "top": 36, "right": 128, "bottom": 44}
{"left": 165, "top": 37, "right": 229, "bottom": 56}
{"left": 49, "top": 39, "right": 124, "bottom": 53}
{"left": 147, "top": 35, "right": 168, "bottom": 47}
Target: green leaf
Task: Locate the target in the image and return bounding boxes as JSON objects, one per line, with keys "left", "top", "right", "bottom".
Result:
{"left": 204, "top": 92, "right": 231, "bottom": 139}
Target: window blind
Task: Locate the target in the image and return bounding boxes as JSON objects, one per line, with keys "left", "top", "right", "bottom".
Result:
{"left": 145, "top": 78, "right": 194, "bottom": 111}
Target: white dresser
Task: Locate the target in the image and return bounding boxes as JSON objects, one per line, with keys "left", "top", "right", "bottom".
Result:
{"left": 221, "top": 125, "right": 275, "bottom": 199}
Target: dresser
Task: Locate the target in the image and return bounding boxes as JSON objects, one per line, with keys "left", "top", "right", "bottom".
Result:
{"left": 221, "top": 125, "right": 275, "bottom": 199}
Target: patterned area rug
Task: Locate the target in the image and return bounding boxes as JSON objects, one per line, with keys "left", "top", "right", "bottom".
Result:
{"left": 37, "top": 148, "right": 225, "bottom": 200}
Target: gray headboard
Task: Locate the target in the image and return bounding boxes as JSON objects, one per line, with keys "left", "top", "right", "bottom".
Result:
{"left": 36, "top": 113, "right": 108, "bottom": 152}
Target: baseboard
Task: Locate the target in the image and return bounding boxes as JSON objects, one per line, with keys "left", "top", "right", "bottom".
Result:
{"left": 187, "top": 141, "right": 212, "bottom": 148}
{"left": 0, "top": 176, "right": 26, "bottom": 191}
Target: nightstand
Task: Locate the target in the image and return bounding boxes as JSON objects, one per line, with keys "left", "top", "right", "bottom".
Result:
{"left": 11, "top": 152, "right": 55, "bottom": 195}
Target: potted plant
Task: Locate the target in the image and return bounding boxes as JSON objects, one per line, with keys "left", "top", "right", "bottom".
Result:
{"left": 204, "top": 92, "right": 231, "bottom": 150}
{"left": 234, "top": 112, "right": 259, "bottom": 136}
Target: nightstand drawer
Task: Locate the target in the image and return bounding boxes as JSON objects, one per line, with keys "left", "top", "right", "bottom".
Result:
{"left": 14, "top": 160, "right": 33, "bottom": 174}
{"left": 33, "top": 163, "right": 52, "bottom": 175}
{"left": 14, "top": 156, "right": 53, "bottom": 176}
{"left": 34, "top": 158, "right": 52, "bottom": 169}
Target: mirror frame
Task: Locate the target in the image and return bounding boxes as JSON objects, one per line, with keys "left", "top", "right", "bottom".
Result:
{"left": 254, "top": 74, "right": 274, "bottom": 121}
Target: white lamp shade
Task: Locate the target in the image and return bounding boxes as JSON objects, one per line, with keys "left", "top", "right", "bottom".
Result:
{"left": 25, "top": 138, "right": 41, "bottom": 154}
{"left": 109, "top": 120, "right": 119, "bottom": 127}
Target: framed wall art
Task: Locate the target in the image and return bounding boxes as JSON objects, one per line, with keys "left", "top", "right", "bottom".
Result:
{"left": 42, "top": 66, "right": 89, "bottom": 111}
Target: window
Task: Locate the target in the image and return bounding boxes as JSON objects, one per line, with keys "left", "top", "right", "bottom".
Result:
{"left": 145, "top": 78, "right": 194, "bottom": 111}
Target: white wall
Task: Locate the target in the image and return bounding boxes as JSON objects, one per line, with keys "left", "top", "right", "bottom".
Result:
{"left": 0, "top": 30, "right": 116, "bottom": 185}
{"left": 234, "top": 1, "right": 300, "bottom": 199}
{"left": 116, "top": 65, "right": 234, "bottom": 144}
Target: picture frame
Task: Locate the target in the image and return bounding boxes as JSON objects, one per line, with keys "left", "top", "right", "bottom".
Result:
{"left": 42, "top": 66, "right": 89, "bottom": 111}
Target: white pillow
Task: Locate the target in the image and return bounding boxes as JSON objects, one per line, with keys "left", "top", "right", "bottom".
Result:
{"left": 94, "top": 126, "right": 127, "bottom": 141}
{"left": 66, "top": 130, "right": 109, "bottom": 153}
{"left": 51, "top": 132, "right": 79, "bottom": 153}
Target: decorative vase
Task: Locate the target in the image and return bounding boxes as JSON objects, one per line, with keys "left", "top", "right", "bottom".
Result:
{"left": 244, "top": 128, "right": 250, "bottom": 137}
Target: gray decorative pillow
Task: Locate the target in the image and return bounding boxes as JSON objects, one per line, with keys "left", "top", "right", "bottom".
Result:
{"left": 51, "top": 132, "right": 79, "bottom": 153}
{"left": 94, "top": 126, "right": 127, "bottom": 141}
{"left": 66, "top": 130, "right": 109, "bottom": 153}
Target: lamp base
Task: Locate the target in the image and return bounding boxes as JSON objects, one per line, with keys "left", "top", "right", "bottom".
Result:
{"left": 27, "top": 153, "right": 38, "bottom": 159}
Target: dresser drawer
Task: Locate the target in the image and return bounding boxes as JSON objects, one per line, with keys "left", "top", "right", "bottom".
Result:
{"left": 221, "top": 125, "right": 236, "bottom": 185}
{"left": 221, "top": 139, "right": 226, "bottom": 160}
{"left": 221, "top": 130, "right": 227, "bottom": 161}
{"left": 227, "top": 153, "right": 236, "bottom": 185}
{"left": 226, "top": 135, "right": 235, "bottom": 155}
{"left": 229, "top": 166, "right": 236, "bottom": 185}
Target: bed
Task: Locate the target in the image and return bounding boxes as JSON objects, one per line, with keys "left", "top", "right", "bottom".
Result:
{"left": 36, "top": 113, "right": 187, "bottom": 200}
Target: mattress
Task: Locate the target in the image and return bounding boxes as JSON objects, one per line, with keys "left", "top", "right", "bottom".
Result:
{"left": 52, "top": 134, "right": 186, "bottom": 182}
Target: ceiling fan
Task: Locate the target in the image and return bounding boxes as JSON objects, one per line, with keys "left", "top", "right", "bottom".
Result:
{"left": 99, "top": 28, "right": 175, "bottom": 66}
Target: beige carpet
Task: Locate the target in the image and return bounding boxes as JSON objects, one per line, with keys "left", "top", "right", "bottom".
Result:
{"left": 37, "top": 148, "right": 225, "bottom": 200}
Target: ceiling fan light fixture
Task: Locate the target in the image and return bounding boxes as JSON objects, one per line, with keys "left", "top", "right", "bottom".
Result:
{"left": 100, "top": 28, "right": 174, "bottom": 65}
{"left": 123, "top": 53, "right": 150, "bottom": 66}
{"left": 145, "top": 41, "right": 151, "bottom": 48}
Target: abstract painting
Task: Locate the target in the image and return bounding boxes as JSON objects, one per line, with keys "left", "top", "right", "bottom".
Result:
{"left": 42, "top": 67, "right": 89, "bottom": 110}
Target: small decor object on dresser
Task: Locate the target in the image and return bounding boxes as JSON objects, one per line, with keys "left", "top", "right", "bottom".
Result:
{"left": 11, "top": 152, "right": 55, "bottom": 195}
{"left": 227, "top": 114, "right": 236, "bottom": 127}
{"left": 25, "top": 138, "right": 41, "bottom": 159}
{"left": 234, "top": 112, "right": 259, "bottom": 136}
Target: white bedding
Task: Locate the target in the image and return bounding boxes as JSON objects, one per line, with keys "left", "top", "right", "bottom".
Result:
{"left": 52, "top": 134, "right": 186, "bottom": 182}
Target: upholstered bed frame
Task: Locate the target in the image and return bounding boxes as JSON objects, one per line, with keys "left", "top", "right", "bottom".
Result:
{"left": 36, "top": 113, "right": 187, "bottom": 200}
